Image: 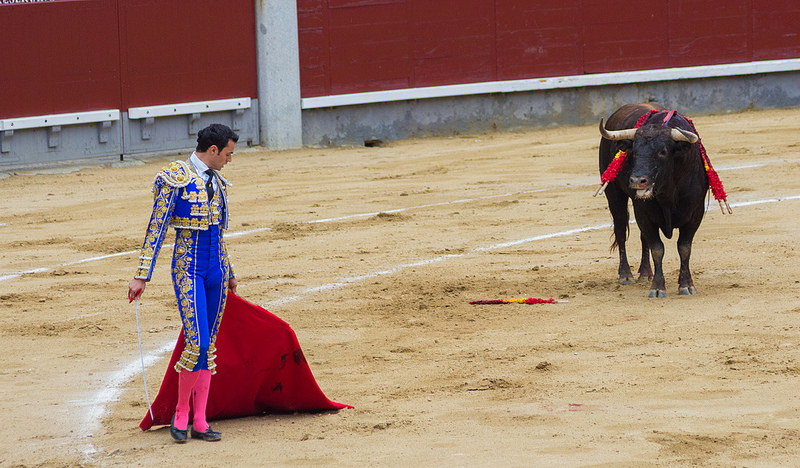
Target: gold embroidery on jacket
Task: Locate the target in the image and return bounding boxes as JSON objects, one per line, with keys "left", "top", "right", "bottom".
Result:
{"left": 173, "top": 229, "right": 201, "bottom": 372}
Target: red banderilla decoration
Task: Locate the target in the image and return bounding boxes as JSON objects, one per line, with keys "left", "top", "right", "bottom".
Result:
{"left": 470, "top": 297, "right": 557, "bottom": 305}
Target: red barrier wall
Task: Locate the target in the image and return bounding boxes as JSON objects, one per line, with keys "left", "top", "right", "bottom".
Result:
{"left": 0, "top": 0, "right": 121, "bottom": 119}
{"left": 297, "top": 0, "right": 800, "bottom": 98}
{"left": 2, "top": 1, "right": 798, "bottom": 120}
{"left": 0, "top": 0, "right": 258, "bottom": 120}
{"left": 117, "top": 0, "right": 258, "bottom": 109}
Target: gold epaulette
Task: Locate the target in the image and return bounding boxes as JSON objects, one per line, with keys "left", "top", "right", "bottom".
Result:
{"left": 217, "top": 171, "right": 232, "bottom": 187}
{"left": 153, "top": 160, "right": 193, "bottom": 189}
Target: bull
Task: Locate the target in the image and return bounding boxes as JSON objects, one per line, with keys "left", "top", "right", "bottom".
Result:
{"left": 598, "top": 103, "right": 710, "bottom": 298}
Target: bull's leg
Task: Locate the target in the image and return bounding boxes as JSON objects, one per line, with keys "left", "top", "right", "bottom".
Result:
{"left": 677, "top": 229, "right": 698, "bottom": 295}
{"left": 648, "top": 236, "right": 667, "bottom": 298}
{"left": 604, "top": 185, "right": 634, "bottom": 284}
{"left": 633, "top": 207, "right": 666, "bottom": 297}
{"left": 637, "top": 231, "right": 653, "bottom": 281}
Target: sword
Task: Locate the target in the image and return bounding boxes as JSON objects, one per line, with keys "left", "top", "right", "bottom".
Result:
{"left": 134, "top": 299, "right": 154, "bottom": 421}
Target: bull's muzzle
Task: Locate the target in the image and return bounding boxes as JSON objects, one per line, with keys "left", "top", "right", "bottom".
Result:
{"left": 629, "top": 175, "right": 650, "bottom": 189}
{"left": 629, "top": 175, "right": 654, "bottom": 198}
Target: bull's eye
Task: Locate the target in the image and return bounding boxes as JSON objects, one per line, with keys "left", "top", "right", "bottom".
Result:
{"left": 658, "top": 148, "right": 668, "bottom": 158}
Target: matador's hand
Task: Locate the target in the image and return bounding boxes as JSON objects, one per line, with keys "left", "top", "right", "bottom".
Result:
{"left": 228, "top": 277, "right": 238, "bottom": 296}
{"left": 128, "top": 278, "right": 147, "bottom": 302}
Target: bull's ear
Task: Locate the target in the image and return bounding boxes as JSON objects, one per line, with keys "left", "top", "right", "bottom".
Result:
{"left": 668, "top": 140, "right": 693, "bottom": 160}
{"left": 676, "top": 140, "right": 694, "bottom": 154}
{"left": 615, "top": 140, "right": 632, "bottom": 153}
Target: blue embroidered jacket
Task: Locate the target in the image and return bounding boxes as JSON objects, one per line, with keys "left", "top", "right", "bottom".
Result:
{"left": 135, "top": 160, "right": 234, "bottom": 281}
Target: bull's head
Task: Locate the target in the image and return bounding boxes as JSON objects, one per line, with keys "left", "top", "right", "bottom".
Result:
{"left": 600, "top": 120, "right": 698, "bottom": 199}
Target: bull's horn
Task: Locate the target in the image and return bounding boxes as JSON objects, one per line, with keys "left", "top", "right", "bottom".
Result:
{"left": 599, "top": 119, "right": 638, "bottom": 140}
{"left": 670, "top": 128, "right": 699, "bottom": 143}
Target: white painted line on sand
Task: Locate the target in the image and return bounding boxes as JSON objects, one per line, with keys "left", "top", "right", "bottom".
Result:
{"left": 1, "top": 254, "right": 135, "bottom": 283}
{"left": 728, "top": 194, "right": 800, "bottom": 207}
{"left": 305, "top": 189, "right": 553, "bottom": 224}
{"left": 224, "top": 226, "right": 272, "bottom": 238}
{"left": 53, "top": 309, "right": 119, "bottom": 323}
{"left": 77, "top": 340, "right": 175, "bottom": 458}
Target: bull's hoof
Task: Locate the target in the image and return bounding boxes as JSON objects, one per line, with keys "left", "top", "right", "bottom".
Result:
{"left": 649, "top": 289, "right": 666, "bottom": 298}
{"left": 678, "top": 286, "right": 697, "bottom": 295}
{"left": 620, "top": 277, "right": 635, "bottom": 285}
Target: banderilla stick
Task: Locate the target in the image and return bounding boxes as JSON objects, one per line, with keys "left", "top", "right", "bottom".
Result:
{"left": 593, "top": 182, "right": 609, "bottom": 197}
{"left": 134, "top": 299, "right": 154, "bottom": 421}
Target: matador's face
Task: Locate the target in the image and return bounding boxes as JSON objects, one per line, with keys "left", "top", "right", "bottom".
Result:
{"left": 207, "top": 140, "right": 236, "bottom": 171}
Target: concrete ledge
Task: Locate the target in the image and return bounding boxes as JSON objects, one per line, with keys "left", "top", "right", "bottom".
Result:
{"left": 128, "top": 98, "right": 251, "bottom": 119}
{"left": 301, "top": 59, "right": 800, "bottom": 110}
{"left": 0, "top": 110, "right": 120, "bottom": 131}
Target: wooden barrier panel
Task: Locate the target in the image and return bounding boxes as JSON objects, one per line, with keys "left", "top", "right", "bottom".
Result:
{"left": 667, "top": 0, "right": 750, "bottom": 67}
{"left": 753, "top": 0, "right": 800, "bottom": 61}
{"left": 0, "top": 0, "right": 121, "bottom": 119}
{"left": 117, "top": 0, "right": 258, "bottom": 109}
{"left": 495, "top": 2, "right": 582, "bottom": 81}
{"left": 0, "top": 0, "right": 258, "bottom": 120}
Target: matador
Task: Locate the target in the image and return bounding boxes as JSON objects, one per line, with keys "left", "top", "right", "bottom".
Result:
{"left": 128, "top": 123, "right": 239, "bottom": 443}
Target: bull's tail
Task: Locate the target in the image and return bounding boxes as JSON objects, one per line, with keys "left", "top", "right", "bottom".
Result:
{"left": 609, "top": 223, "right": 630, "bottom": 253}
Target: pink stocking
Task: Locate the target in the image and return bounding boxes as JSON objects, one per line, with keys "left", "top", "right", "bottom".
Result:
{"left": 191, "top": 370, "right": 213, "bottom": 432}
{"left": 174, "top": 370, "right": 200, "bottom": 430}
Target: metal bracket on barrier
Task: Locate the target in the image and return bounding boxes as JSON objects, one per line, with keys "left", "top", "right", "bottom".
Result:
{"left": 232, "top": 108, "right": 245, "bottom": 131}
{"left": 99, "top": 121, "right": 112, "bottom": 143}
{"left": 1, "top": 130, "right": 12, "bottom": 153}
{"left": 189, "top": 113, "right": 202, "bottom": 135}
{"left": 48, "top": 126, "right": 61, "bottom": 148}
{"left": 141, "top": 117, "right": 154, "bottom": 140}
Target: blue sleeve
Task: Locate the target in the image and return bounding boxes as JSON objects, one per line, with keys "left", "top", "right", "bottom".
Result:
{"left": 134, "top": 178, "right": 179, "bottom": 280}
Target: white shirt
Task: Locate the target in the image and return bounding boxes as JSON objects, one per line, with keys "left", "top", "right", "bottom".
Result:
{"left": 189, "top": 152, "right": 217, "bottom": 191}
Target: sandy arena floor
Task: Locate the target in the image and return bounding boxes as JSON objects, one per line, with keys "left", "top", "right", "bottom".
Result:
{"left": 2, "top": 107, "right": 800, "bottom": 467}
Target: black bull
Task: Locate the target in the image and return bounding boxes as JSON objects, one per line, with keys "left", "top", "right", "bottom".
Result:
{"left": 598, "top": 103, "right": 710, "bottom": 298}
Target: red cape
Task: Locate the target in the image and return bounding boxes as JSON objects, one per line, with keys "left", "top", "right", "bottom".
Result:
{"left": 140, "top": 293, "right": 351, "bottom": 430}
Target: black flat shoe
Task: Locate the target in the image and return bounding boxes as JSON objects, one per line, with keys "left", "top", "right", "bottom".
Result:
{"left": 170, "top": 415, "right": 188, "bottom": 443}
{"left": 191, "top": 426, "right": 222, "bottom": 442}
